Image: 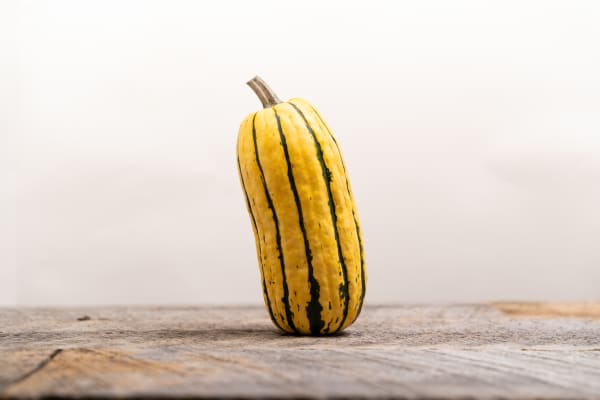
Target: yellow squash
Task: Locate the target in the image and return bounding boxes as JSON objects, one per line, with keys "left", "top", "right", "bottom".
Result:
{"left": 237, "top": 76, "right": 366, "bottom": 335}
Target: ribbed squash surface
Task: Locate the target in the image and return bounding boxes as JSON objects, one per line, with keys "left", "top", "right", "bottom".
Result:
{"left": 237, "top": 96, "right": 366, "bottom": 335}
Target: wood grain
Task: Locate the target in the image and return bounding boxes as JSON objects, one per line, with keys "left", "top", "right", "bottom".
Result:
{"left": 493, "top": 302, "right": 600, "bottom": 319}
{"left": 1, "top": 304, "right": 600, "bottom": 399}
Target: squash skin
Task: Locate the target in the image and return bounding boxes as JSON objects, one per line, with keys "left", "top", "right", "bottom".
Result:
{"left": 237, "top": 98, "right": 366, "bottom": 335}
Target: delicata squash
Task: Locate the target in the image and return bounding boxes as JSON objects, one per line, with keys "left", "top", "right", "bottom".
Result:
{"left": 237, "top": 76, "right": 366, "bottom": 335}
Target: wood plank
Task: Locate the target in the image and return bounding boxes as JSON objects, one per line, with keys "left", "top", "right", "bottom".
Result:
{"left": 1, "top": 304, "right": 599, "bottom": 399}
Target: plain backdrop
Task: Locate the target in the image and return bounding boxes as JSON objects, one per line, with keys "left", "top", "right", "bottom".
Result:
{"left": 1, "top": 0, "right": 599, "bottom": 306}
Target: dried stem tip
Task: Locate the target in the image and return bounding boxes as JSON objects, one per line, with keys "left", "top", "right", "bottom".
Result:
{"left": 246, "top": 76, "right": 282, "bottom": 108}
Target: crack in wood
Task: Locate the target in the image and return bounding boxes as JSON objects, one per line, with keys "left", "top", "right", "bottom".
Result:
{"left": 8, "top": 349, "right": 63, "bottom": 386}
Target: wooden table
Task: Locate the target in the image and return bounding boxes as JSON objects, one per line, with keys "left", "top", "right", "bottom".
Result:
{"left": 1, "top": 303, "right": 600, "bottom": 399}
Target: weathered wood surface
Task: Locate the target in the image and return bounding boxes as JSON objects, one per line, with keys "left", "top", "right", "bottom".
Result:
{"left": 1, "top": 303, "right": 600, "bottom": 399}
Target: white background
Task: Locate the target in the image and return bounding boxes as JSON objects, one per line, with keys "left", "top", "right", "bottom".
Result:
{"left": 2, "top": 0, "right": 599, "bottom": 306}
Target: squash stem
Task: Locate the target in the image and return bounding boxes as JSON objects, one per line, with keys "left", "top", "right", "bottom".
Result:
{"left": 247, "top": 76, "right": 282, "bottom": 108}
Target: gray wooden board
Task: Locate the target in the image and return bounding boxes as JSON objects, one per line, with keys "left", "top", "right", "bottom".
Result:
{"left": 1, "top": 303, "right": 600, "bottom": 399}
